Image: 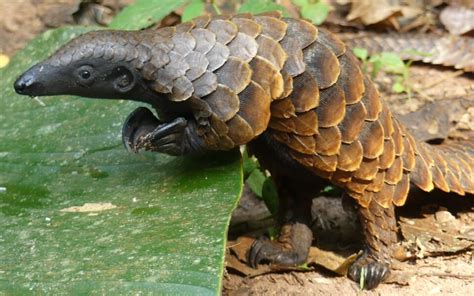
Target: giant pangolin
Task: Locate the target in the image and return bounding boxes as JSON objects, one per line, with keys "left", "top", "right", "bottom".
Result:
{"left": 14, "top": 12, "right": 474, "bottom": 289}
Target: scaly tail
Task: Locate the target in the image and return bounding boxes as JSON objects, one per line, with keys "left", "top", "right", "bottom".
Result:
{"left": 412, "top": 139, "right": 474, "bottom": 195}
{"left": 340, "top": 32, "right": 474, "bottom": 72}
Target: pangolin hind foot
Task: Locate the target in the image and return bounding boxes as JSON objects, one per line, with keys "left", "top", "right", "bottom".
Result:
{"left": 14, "top": 11, "right": 474, "bottom": 290}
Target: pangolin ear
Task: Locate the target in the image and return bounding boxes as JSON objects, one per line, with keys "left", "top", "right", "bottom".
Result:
{"left": 114, "top": 66, "right": 136, "bottom": 93}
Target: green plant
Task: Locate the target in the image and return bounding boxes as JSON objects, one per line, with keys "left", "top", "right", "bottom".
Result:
{"left": 0, "top": 1, "right": 243, "bottom": 294}
{"left": 292, "top": 0, "right": 330, "bottom": 25}
{"left": 243, "top": 151, "right": 279, "bottom": 216}
{"left": 353, "top": 47, "right": 413, "bottom": 95}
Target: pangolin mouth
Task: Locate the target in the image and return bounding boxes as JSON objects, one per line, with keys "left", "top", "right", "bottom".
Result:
{"left": 122, "top": 107, "right": 162, "bottom": 152}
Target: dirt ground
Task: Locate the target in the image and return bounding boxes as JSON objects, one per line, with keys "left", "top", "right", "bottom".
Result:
{"left": 1, "top": 1, "right": 473, "bottom": 295}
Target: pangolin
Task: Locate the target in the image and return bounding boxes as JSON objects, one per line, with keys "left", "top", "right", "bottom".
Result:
{"left": 14, "top": 12, "right": 474, "bottom": 289}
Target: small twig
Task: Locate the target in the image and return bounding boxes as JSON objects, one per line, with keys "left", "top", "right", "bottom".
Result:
{"left": 32, "top": 96, "right": 46, "bottom": 106}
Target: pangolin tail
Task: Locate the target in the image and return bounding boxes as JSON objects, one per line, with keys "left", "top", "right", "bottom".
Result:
{"left": 411, "top": 139, "right": 474, "bottom": 195}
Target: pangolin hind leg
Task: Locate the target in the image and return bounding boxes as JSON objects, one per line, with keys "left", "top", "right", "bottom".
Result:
{"left": 248, "top": 175, "right": 324, "bottom": 267}
{"left": 348, "top": 197, "right": 398, "bottom": 289}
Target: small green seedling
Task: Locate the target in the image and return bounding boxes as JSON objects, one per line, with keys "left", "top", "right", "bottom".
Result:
{"left": 353, "top": 47, "right": 414, "bottom": 96}
{"left": 292, "top": 0, "right": 330, "bottom": 25}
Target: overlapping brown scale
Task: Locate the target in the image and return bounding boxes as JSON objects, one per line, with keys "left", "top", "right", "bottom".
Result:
{"left": 149, "top": 49, "right": 170, "bottom": 69}
{"left": 409, "top": 154, "right": 434, "bottom": 192}
{"left": 226, "top": 114, "right": 255, "bottom": 145}
{"left": 336, "top": 53, "right": 365, "bottom": 105}
{"left": 338, "top": 101, "right": 367, "bottom": 143}
{"left": 345, "top": 178, "right": 370, "bottom": 194}
{"left": 203, "top": 84, "right": 239, "bottom": 121}
{"left": 257, "top": 11, "right": 282, "bottom": 18}
{"left": 373, "top": 183, "right": 395, "bottom": 208}
{"left": 175, "top": 21, "right": 195, "bottom": 34}
{"left": 187, "top": 96, "right": 213, "bottom": 121}
{"left": 270, "top": 98, "right": 296, "bottom": 119}
{"left": 287, "top": 134, "right": 316, "bottom": 154}
{"left": 249, "top": 56, "right": 284, "bottom": 99}
{"left": 303, "top": 41, "right": 340, "bottom": 89}
{"left": 207, "top": 19, "right": 238, "bottom": 45}
{"left": 430, "top": 164, "right": 450, "bottom": 192}
{"left": 317, "top": 84, "right": 346, "bottom": 128}
{"left": 232, "top": 17, "right": 262, "bottom": 38}
{"left": 215, "top": 57, "right": 252, "bottom": 94}
{"left": 156, "top": 26, "right": 176, "bottom": 38}
{"left": 185, "top": 51, "right": 209, "bottom": 81}
{"left": 254, "top": 15, "right": 288, "bottom": 41}
{"left": 228, "top": 32, "right": 258, "bottom": 62}
{"left": 313, "top": 126, "right": 341, "bottom": 156}
{"left": 337, "top": 140, "right": 364, "bottom": 172}
{"left": 392, "top": 173, "right": 410, "bottom": 206}
{"left": 378, "top": 139, "right": 396, "bottom": 169}
{"left": 354, "top": 157, "right": 379, "bottom": 181}
{"left": 355, "top": 191, "right": 371, "bottom": 208}
{"left": 171, "top": 32, "right": 196, "bottom": 56}
{"left": 256, "top": 35, "right": 288, "bottom": 70}
{"left": 192, "top": 15, "right": 211, "bottom": 28}
{"left": 366, "top": 171, "right": 385, "bottom": 192}
{"left": 317, "top": 28, "right": 346, "bottom": 57}
{"left": 401, "top": 136, "right": 416, "bottom": 171}
{"left": 312, "top": 153, "right": 338, "bottom": 172}
{"left": 193, "top": 71, "right": 217, "bottom": 97}
{"left": 279, "top": 71, "right": 294, "bottom": 99}
{"left": 384, "top": 156, "right": 404, "bottom": 185}
{"left": 332, "top": 169, "right": 353, "bottom": 183}
{"left": 289, "top": 72, "right": 319, "bottom": 112}
{"left": 392, "top": 120, "right": 404, "bottom": 156}
{"left": 379, "top": 107, "right": 394, "bottom": 139}
{"left": 358, "top": 120, "right": 385, "bottom": 159}
{"left": 237, "top": 81, "right": 272, "bottom": 136}
{"left": 191, "top": 28, "right": 216, "bottom": 55}
{"left": 282, "top": 18, "right": 318, "bottom": 49}
{"left": 357, "top": 78, "right": 379, "bottom": 119}
{"left": 206, "top": 42, "right": 230, "bottom": 72}
{"left": 444, "top": 168, "right": 465, "bottom": 195}
{"left": 280, "top": 37, "right": 306, "bottom": 77}
{"left": 268, "top": 111, "right": 318, "bottom": 136}
{"left": 170, "top": 76, "right": 193, "bottom": 102}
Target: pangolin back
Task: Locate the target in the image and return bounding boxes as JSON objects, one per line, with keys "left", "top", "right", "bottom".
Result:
{"left": 78, "top": 12, "right": 473, "bottom": 207}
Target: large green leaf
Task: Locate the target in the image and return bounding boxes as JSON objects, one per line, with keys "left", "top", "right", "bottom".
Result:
{"left": 110, "top": 0, "right": 188, "bottom": 30}
{"left": 0, "top": 26, "right": 242, "bottom": 294}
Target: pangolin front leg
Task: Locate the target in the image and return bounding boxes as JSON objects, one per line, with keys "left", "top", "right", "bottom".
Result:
{"left": 122, "top": 107, "right": 206, "bottom": 156}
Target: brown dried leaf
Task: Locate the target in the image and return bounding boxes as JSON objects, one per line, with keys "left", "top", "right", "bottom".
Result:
{"left": 440, "top": 5, "right": 474, "bottom": 35}
{"left": 399, "top": 207, "right": 474, "bottom": 257}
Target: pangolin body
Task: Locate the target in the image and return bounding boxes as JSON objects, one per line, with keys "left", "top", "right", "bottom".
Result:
{"left": 14, "top": 12, "right": 474, "bottom": 290}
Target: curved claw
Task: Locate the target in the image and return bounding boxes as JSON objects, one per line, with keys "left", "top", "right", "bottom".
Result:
{"left": 248, "top": 237, "right": 306, "bottom": 268}
{"left": 122, "top": 107, "right": 161, "bottom": 152}
{"left": 348, "top": 252, "right": 390, "bottom": 290}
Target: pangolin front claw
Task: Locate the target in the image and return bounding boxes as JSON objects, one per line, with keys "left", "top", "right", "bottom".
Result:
{"left": 122, "top": 107, "right": 162, "bottom": 153}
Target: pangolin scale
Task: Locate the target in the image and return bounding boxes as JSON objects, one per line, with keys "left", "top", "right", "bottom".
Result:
{"left": 14, "top": 11, "right": 474, "bottom": 290}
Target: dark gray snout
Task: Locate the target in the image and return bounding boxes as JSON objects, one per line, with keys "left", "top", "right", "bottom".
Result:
{"left": 14, "top": 65, "right": 48, "bottom": 96}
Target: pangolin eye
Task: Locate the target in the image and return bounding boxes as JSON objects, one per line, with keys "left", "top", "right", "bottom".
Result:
{"left": 80, "top": 70, "right": 91, "bottom": 80}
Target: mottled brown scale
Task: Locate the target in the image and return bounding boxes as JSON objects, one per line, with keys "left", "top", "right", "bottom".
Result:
{"left": 316, "top": 84, "right": 346, "bottom": 128}
{"left": 288, "top": 72, "right": 319, "bottom": 112}
{"left": 215, "top": 57, "right": 252, "bottom": 94}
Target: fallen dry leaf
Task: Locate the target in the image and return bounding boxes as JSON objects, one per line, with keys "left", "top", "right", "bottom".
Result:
{"left": 399, "top": 206, "right": 474, "bottom": 257}
{"left": 440, "top": 5, "right": 474, "bottom": 35}
{"left": 346, "top": 0, "right": 402, "bottom": 25}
